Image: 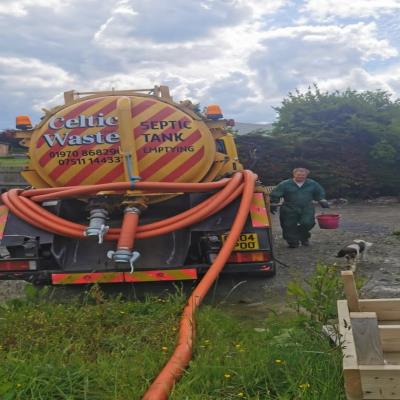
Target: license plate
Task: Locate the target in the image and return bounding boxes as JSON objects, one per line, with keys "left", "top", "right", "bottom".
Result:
{"left": 221, "top": 233, "right": 259, "bottom": 251}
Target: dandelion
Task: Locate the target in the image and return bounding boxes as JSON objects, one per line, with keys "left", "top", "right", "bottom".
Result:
{"left": 162, "top": 346, "right": 168, "bottom": 352}
{"left": 235, "top": 344, "right": 241, "bottom": 348}
{"left": 299, "top": 383, "right": 310, "bottom": 390}
{"left": 275, "top": 359, "right": 283, "bottom": 364}
{"left": 237, "top": 392, "right": 244, "bottom": 397}
{"left": 224, "top": 373, "right": 231, "bottom": 379}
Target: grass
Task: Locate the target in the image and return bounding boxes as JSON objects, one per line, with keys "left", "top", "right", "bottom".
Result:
{"left": 0, "top": 287, "right": 184, "bottom": 400}
{"left": 0, "top": 273, "right": 346, "bottom": 400}
{"left": 171, "top": 310, "right": 344, "bottom": 399}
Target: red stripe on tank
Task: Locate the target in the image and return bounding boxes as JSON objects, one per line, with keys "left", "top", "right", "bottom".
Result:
{"left": 161, "top": 147, "right": 205, "bottom": 182}
{"left": 139, "top": 130, "right": 201, "bottom": 180}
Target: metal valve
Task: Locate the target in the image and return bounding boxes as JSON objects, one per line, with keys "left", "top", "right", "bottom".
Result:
{"left": 85, "top": 208, "right": 109, "bottom": 244}
{"left": 107, "top": 249, "right": 141, "bottom": 273}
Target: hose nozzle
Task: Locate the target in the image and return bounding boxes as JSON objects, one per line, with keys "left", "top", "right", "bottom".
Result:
{"left": 85, "top": 208, "right": 109, "bottom": 244}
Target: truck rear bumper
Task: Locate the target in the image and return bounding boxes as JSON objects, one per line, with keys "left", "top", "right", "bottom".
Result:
{"left": 0, "top": 261, "right": 275, "bottom": 285}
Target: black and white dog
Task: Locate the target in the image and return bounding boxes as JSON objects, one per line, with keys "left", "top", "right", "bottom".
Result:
{"left": 336, "top": 239, "right": 373, "bottom": 271}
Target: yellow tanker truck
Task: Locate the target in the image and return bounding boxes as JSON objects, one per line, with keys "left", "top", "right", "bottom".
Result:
{"left": 0, "top": 86, "right": 275, "bottom": 285}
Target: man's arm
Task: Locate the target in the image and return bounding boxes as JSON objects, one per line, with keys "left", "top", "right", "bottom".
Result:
{"left": 313, "top": 181, "right": 329, "bottom": 208}
{"left": 269, "top": 182, "right": 286, "bottom": 214}
{"left": 312, "top": 181, "right": 326, "bottom": 201}
{"left": 269, "top": 182, "right": 285, "bottom": 204}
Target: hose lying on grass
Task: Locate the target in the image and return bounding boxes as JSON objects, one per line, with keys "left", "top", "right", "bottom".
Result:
{"left": 2, "top": 170, "right": 257, "bottom": 400}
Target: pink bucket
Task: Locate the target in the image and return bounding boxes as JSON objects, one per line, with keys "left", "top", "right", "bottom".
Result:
{"left": 316, "top": 214, "right": 340, "bottom": 229}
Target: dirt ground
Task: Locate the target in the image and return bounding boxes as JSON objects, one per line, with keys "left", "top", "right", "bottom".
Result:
{"left": 208, "top": 200, "right": 400, "bottom": 315}
{"left": 271, "top": 201, "right": 400, "bottom": 295}
{"left": 1, "top": 201, "right": 400, "bottom": 310}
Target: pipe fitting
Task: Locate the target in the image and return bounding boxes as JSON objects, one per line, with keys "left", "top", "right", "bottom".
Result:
{"left": 107, "top": 249, "right": 140, "bottom": 273}
{"left": 107, "top": 204, "right": 142, "bottom": 272}
{"left": 85, "top": 208, "right": 109, "bottom": 244}
{"left": 124, "top": 206, "right": 142, "bottom": 215}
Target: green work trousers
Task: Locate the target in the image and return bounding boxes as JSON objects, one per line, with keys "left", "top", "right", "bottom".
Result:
{"left": 279, "top": 204, "right": 315, "bottom": 244}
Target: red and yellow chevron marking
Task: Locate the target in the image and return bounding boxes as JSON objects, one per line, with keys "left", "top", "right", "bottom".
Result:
{"left": 0, "top": 205, "right": 9, "bottom": 240}
{"left": 124, "top": 269, "right": 197, "bottom": 282}
{"left": 51, "top": 268, "right": 197, "bottom": 285}
{"left": 250, "top": 193, "right": 270, "bottom": 227}
{"left": 52, "top": 272, "right": 124, "bottom": 285}
{"left": 28, "top": 95, "right": 215, "bottom": 188}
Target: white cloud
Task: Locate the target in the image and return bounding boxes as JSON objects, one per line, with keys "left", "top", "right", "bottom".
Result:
{"left": 93, "top": 0, "right": 248, "bottom": 46}
{"left": 300, "top": 68, "right": 393, "bottom": 93}
{"left": 262, "top": 23, "right": 397, "bottom": 60}
{"left": 1, "top": 0, "right": 400, "bottom": 127}
{"left": 237, "top": 0, "right": 289, "bottom": 18}
{"left": 0, "top": 0, "right": 74, "bottom": 17}
{"left": 0, "top": 57, "right": 74, "bottom": 89}
{"left": 302, "top": 0, "right": 400, "bottom": 21}
{"left": 250, "top": 23, "right": 398, "bottom": 98}
{"left": 0, "top": 57, "right": 75, "bottom": 122}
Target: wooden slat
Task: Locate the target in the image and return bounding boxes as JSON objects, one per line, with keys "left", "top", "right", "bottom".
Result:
{"left": 339, "top": 300, "right": 359, "bottom": 368}
{"left": 338, "top": 300, "right": 363, "bottom": 399}
{"left": 342, "top": 271, "right": 360, "bottom": 312}
{"left": 379, "top": 326, "right": 400, "bottom": 353}
{"left": 383, "top": 352, "right": 400, "bottom": 365}
{"left": 360, "top": 299, "right": 400, "bottom": 321}
{"left": 350, "top": 312, "right": 385, "bottom": 365}
{"left": 360, "top": 369, "right": 400, "bottom": 399}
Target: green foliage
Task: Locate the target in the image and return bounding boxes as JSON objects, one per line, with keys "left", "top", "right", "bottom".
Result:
{"left": 370, "top": 140, "right": 397, "bottom": 163}
{"left": 236, "top": 86, "right": 400, "bottom": 198}
{"left": 287, "top": 263, "right": 343, "bottom": 325}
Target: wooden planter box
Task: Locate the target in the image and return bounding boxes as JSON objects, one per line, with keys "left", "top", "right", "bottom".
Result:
{"left": 338, "top": 271, "right": 400, "bottom": 400}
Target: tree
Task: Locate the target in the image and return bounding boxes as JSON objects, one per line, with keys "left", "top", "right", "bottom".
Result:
{"left": 237, "top": 86, "right": 400, "bottom": 198}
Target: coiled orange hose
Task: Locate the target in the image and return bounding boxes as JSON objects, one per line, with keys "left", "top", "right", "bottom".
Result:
{"left": 1, "top": 170, "right": 257, "bottom": 399}
{"left": 1, "top": 175, "right": 243, "bottom": 240}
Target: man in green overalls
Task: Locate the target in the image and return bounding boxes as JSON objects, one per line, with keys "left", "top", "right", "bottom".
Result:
{"left": 270, "top": 168, "right": 329, "bottom": 248}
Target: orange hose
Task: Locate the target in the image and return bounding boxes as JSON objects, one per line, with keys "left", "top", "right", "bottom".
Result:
{"left": 134, "top": 174, "right": 242, "bottom": 239}
{"left": 3, "top": 186, "right": 230, "bottom": 239}
{"left": 117, "top": 209, "right": 139, "bottom": 251}
{"left": 141, "top": 170, "right": 256, "bottom": 400}
{"left": 1, "top": 175, "right": 243, "bottom": 240}
{"left": 1, "top": 170, "right": 257, "bottom": 400}
{"left": 3, "top": 189, "right": 83, "bottom": 238}
{"left": 27, "top": 179, "right": 230, "bottom": 202}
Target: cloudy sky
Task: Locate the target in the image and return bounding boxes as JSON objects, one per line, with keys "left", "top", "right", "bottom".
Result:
{"left": 1, "top": 0, "right": 400, "bottom": 128}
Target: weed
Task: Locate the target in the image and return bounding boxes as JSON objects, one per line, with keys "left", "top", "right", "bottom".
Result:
{"left": 287, "top": 263, "right": 344, "bottom": 325}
